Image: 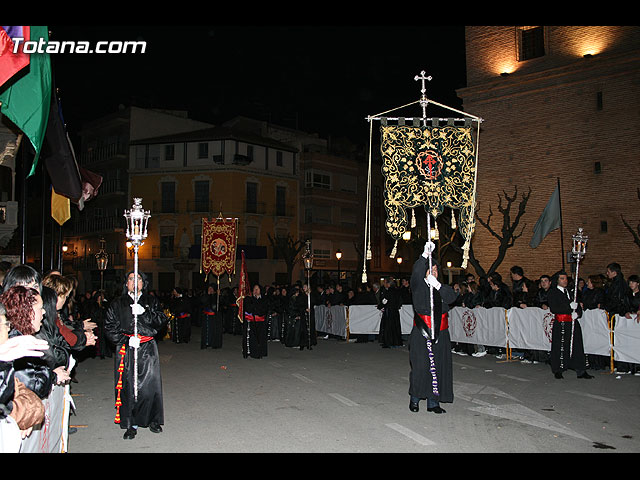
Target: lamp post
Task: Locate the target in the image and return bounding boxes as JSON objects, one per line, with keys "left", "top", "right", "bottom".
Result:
{"left": 303, "top": 240, "right": 314, "bottom": 350}
{"left": 335, "top": 249, "right": 342, "bottom": 281}
{"left": 123, "top": 198, "right": 150, "bottom": 401}
{"left": 95, "top": 237, "right": 108, "bottom": 292}
{"left": 396, "top": 256, "right": 403, "bottom": 278}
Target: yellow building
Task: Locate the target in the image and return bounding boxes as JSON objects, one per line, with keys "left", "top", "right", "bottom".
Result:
{"left": 128, "top": 124, "right": 299, "bottom": 292}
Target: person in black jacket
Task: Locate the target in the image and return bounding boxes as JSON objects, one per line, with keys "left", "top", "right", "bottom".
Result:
{"left": 486, "top": 272, "right": 512, "bottom": 309}
{"left": 200, "top": 285, "right": 222, "bottom": 349}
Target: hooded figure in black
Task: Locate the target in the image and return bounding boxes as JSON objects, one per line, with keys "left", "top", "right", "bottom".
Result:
{"left": 408, "top": 241, "right": 458, "bottom": 414}
{"left": 547, "top": 270, "right": 592, "bottom": 380}
{"left": 170, "top": 287, "right": 191, "bottom": 344}
{"left": 104, "top": 271, "right": 168, "bottom": 440}
{"left": 378, "top": 277, "right": 403, "bottom": 348}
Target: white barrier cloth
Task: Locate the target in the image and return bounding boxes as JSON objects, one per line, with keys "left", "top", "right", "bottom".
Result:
{"left": 449, "top": 307, "right": 507, "bottom": 348}
{"left": 315, "top": 305, "right": 348, "bottom": 338}
{"left": 613, "top": 314, "right": 640, "bottom": 364}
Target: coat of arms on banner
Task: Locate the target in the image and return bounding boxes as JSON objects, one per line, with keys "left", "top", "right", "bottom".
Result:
{"left": 462, "top": 309, "right": 477, "bottom": 337}
{"left": 543, "top": 312, "right": 554, "bottom": 343}
{"left": 201, "top": 216, "right": 238, "bottom": 278}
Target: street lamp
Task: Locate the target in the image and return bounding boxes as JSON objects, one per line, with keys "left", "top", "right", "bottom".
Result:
{"left": 95, "top": 237, "right": 108, "bottom": 292}
{"left": 303, "top": 240, "right": 314, "bottom": 350}
{"left": 335, "top": 249, "right": 342, "bottom": 281}
{"left": 396, "top": 256, "right": 403, "bottom": 276}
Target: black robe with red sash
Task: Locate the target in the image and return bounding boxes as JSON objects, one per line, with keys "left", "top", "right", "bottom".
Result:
{"left": 547, "top": 285, "right": 588, "bottom": 375}
{"left": 408, "top": 255, "right": 458, "bottom": 403}
{"left": 104, "top": 292, "right": 168, "bottom": 430}
{"left": 243, "top": 295, "right": 268, "bottom": 358}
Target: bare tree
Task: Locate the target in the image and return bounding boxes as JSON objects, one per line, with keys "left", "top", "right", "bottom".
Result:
{"left": 621, "top": 188, "right": 640, "bottom": 249}
{"left": 267, "top": 233, "right": 305, "bottom": 285}
{"left": 450, "top": 186, "right": 531, "bottom": 277}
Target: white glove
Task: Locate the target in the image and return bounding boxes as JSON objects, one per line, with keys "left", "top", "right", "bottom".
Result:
{"left": 571, "top": 311, "right": 578, "bottom": 320}
{"left": 382, "top": 298, "right": 388, "bottom": 305}
{"left": 569, "top": 301, "right": 578, "bottom": 310}
{"left": 131, "top": 303, "right": 145, "bottom": 316}
{"left": 128, "top": 336, "right": 140, "bottom": 349}
{"left": 425, "top": 274, "right": 441, "bottom": 290}
{"left": 422, "top": 241, "right": 436, "bottom": 258}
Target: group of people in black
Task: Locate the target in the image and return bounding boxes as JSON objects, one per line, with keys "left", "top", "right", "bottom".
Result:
{"left": 446, "top": 262, "right": 640, "bottom": 376}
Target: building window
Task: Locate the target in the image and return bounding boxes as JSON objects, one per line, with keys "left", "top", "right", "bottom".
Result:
{"left": 596, "top": 91, "right": 603, "bottom": 111}
{"left": 198, "top": 143, "right": 208, "bottom": 159}
{"left": 160, "top": 226, "right": 175, "bottom": 258}
{"left": 305, "top": 170, "right": 331, "bottom": 189}
{"left": 276, "top": 186, "right": 286, "bottom": 216}
{"left": 246, "top": 226, "right": 258, "bottom": 246}
{"left": 161, "top": 182, "right": 176, "bottom": 213}
{"left": 194, "top": 181, "right": 209, "bottom": 212}
{"left": 246, "top": 182, "right": 258, "bottom": 213}
{"left": 517, "top": 26, "right": 546, "bottom": 62}
{"left": 165, "top": 144, "right": 175, "bottom": 161}
{"left": 600, "top": 220, "right": 608, "bottom": 233}
{"left": 594, "top": 161, "right": 602, "bottom": 174}
{"left": 276, "top": 151, "right": 283, "bottom": 167}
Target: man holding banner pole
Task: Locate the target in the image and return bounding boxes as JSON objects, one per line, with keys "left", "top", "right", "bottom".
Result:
{"left": 408, "top": 241, "right": 458, "bottom": 414}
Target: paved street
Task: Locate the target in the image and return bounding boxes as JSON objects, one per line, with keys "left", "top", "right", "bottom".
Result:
{"left": 67, "top": 328, "right": 640, "bottom": 453}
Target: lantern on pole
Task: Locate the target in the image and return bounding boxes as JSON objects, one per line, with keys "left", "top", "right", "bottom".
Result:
{"left": 123, "top": 198, "right": 150, "bottom": 400}
{"left": 303, "top": 240, "right": 314, "bottom": 350}
{"left": 95, "top": 237, "right": 108, "bottom": 292}
{"left": 569, "top": 227, "right": 588, "bottom": 357}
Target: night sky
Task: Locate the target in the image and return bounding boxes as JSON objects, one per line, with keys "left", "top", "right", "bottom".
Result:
{"left": 48, "top": 25, "right": 467, "bottom": 145}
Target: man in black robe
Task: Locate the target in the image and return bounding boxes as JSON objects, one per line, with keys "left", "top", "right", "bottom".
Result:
{"left": 409, "top": 242, "right": 458, "bottom": 414}
{"left": 170, "top": 287, "right": 191, "bottom": 344}
{"left": 547, "top": 271, "right": 593, "bottom": 380}
{"left": 104, "top": 271, "right": 168, "bottom": 440}
{"left": 200, "top": 285, "right": 222, "bottom": 349}
{"left": 378, "top": 277, "right": 403, "bottom": 348}
{"left": 242, "top": 285, "right": 268, "bottom": 358}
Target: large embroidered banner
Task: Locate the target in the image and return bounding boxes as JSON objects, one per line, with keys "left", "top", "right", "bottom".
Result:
{"left": 201, "top": 217, "right": 238, "bottom": 278}
{"left": 380, "top": 124, "right": 478, "bottom": 266}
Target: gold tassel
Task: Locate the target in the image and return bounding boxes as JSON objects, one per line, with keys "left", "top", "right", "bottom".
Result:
{"left": 366, "top": 244, "right": 372, "bottom": 261}
{"left": 432, "top": 222, "right": 439, "bottom": 240}
{"left": 451, "top": 210, "right": 456, "bottom": 229}
{"left": 390, "top": 239, "right": 397, "bottom": 259}
{"left": 411, "top": 208, "right": 416, "bottom": 228}
{"left": 461, "top": 238, "right": 470, "bottom": 269}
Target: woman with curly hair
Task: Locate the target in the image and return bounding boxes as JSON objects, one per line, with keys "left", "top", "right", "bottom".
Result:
{"left": 0, "top": 286, "right": 53, "bottom": 401}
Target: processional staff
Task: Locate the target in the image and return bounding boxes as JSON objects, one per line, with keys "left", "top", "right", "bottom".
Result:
{"left": 123, "top": 198, "right": 150, "bottom": 401}
{"left": 569, "top": 227, "right": 588, "bottom": 358}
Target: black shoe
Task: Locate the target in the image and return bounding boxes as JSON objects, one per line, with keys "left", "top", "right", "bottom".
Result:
{"left": 577, "top": 372, "right": 594, "bottom": 379}
{"left": 123, "top": 427, "right": 137, "bottom": 439}
{"left": 554, "top": 372, "right": 563, "bottom": 379}
{"left": 427, "top": 406, "right": 447, "bottom": 414}
{"left": 409, "top": 401, "right": 419, "bottom": 413}
{"left": 149, "top": 422, "right": 163, "bottom": 433}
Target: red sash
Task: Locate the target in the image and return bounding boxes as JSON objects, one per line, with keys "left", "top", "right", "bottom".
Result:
{"left": 554, "top": 314, "right": 573, "bottom": 323}
{"left": 203, "top": 310, "right": 216, "bottom": 316}
{"left": 244, "top": 313, "right": 265, "bottom": 322}
{"left": 177, "top": 313, "right": 190, "bottom": 319}
{"left": 114, "top": 334, "right": 154, "bottom": 424}
{"left": 415, "top": 312, "right": 449, "bottom": 331}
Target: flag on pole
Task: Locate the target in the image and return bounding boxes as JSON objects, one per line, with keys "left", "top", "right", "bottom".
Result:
{"left": 236, "top": 250, "right": 250, "bottom": 323}
{"left": 51, "top": 186, "right": 70, "bottom": 226}
{"left": 0, "top": 25, "right": 51, "bottom": 177}
{"left": 530, "top": 184, "right": 561, "bottom": 248}
{"left": 0, "top": 26, "right": 30, "bottom": 88}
